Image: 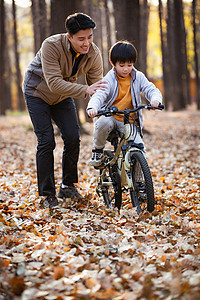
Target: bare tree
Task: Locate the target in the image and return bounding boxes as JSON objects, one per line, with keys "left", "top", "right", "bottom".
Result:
{"left": 166, "top": 0, "right": 190, "bottom": 110}
{"left": 39, "top": 0, "right": 48, "bottom": 41}
{"left": 174, "top": 0, "right": 190, "bottom": 109}
{"left": 112, "top": 0, "right": 126, "bottom": 42}
{"left": 104, "top": 0, "right": 112, "bottom": 54}
{"left": 50, "top": 0, "right": 78, "bottom": 35}
{"left": 192, "top": 0, "right": 200, "bottom": 109}
{"left": 158, "top": 0, "right": 170, "bottom": 109}
{"left": 139, "top": 0, "right": 149, "bottom": 74}
{"left": 31, "top": 0, "right": 48, "bottom": 54}
{"left": 113, "top": 0, "right": 148, "bottom": 70}
{"left": 12, "top": 0, "right": 25, "bottom": 111}
{"left": 0, "top": 0, "right": 6, "bottom": 115}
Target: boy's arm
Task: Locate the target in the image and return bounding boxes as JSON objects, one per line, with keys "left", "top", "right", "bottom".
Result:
{"left": 139, "top": 72, "right": 162, "bottom": 105}
{"left": 86, "top": 79, "right": 111, "bottom": 116}
{"left": 87, "top": 108, "right": 98, "bottom": 118}
{"left": 150, "top": 99, "right": 160, "bottom": 107}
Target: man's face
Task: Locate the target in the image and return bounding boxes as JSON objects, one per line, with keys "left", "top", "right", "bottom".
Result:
{"left": 67, "top": 28, "right": 93, "bottom": 54}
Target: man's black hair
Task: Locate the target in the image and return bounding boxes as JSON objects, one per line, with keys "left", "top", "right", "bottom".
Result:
{"left": 109, "top": 41, "right": 137, "bottom": 65}
{"left": 65, "top": 13, "right": 96, "bottom": 36}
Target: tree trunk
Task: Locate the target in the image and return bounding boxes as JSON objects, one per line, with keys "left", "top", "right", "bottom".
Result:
{"left": 0, "top": 0, "right": 6, "bottom": 115}
{"left": 104, "top": 0, "right": 112, "bottom": 54}
{"left": 158, "top": 0, "right": 170, "bottom": 109}
{"left": 12, "top": 0, "right": 25, "bottom": 111}
{"left": 192, "top": 0, "right": 200, "bottom": 109}
{"left": 31, "top": 0, "right": 40, "bottom": 53}
{"left": 167, "top": 0, "right": 179, "bottom": 110}
{"left": 113, "top": 0, "right": 141, "bottom": 68}
{"left": 173, "top": 0, "right": 190, "bottom": 110}
{"left": 50, "top": 0, "right": 79, "bottom": 35}
{"left": 39, "top": 0, "right": 48, "bottom": 41}
{"left": 31, "top": 0, "right": 48, "bottom": 53}
{"left": 112, "top": 0, "right": 126, "bottom": 42}
{"left": 139, "top": 0, "right": 149, "bottom": 74}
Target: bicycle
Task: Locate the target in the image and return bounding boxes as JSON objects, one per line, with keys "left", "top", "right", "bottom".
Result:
{"left": 94, "top": 104, "right": 164, "bottom": 214}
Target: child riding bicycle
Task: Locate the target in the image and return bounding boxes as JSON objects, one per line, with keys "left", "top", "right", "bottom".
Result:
{"left": 87, "top": 40, "right": 163, "bottom": 167}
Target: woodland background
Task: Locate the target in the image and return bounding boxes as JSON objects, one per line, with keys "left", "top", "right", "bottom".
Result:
{"left": 0, "top": 0, "right": 200, "bottom": 117}
{"left": 0, "top": 0, "right": 200, "bottom": 299}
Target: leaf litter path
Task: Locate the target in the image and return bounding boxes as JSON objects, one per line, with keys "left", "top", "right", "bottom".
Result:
{"left": 0, "top": 109, "right": 200, "bottom": 300}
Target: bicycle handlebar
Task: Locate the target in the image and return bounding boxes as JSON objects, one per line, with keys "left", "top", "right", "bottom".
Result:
{"left": 95, "top": 103, "right": 164, "bottom": 117}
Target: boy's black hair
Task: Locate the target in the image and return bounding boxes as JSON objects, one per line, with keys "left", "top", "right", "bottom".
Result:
{"left": 109, "top": 41, "right": 137, "bottom": 65}
{"left": 65, "top": 13, "right": 96, "bottom": 36}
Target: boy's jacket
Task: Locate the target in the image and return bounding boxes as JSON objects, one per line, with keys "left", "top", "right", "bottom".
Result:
{"left": 87, "top": 67, "right": 163, "bottom": 130}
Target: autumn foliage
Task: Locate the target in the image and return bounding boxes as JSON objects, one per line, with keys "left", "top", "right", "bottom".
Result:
{"left": 0, "top": 110, "right": 200, "bottom": 299}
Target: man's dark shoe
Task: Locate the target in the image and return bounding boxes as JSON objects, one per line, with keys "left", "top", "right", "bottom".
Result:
{"left": 57, "top": 185, "right": 83, "bottom": 200}
{"left": 43, "top": 195, "right": 58, "bottom": 208}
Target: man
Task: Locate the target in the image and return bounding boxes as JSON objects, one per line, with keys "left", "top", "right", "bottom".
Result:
{"left": 23, "top": 13, "right": 105, "bottom": 208}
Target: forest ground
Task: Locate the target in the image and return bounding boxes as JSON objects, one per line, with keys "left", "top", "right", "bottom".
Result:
{"left": 0, "top": 107, "right": 200, "bottom": 299}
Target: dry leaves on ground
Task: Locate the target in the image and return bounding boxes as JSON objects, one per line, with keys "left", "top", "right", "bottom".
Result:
{"left": 0, "top": 109, "right": 200, "bottom": 300}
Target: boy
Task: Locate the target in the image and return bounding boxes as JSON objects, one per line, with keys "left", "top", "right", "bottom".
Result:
{"left": 87, "top": 41, "right": 162, "bottom": 167}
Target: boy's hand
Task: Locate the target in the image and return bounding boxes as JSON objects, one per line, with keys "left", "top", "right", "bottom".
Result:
{"left": 87, "top": 108, "right": 98, "bottom": 118}
{"left": 150, "top": 100, "right": 160, "bottom": 107}
{"left": 86, "top": 80, "right": 107, "bottom": 96}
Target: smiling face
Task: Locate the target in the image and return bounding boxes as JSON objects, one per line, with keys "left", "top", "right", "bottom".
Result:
{"left": 114, "top": 61, "right": 133, "bottom": 78}
{"left": 67, "top": 28, "right": 93, "bottom": 54}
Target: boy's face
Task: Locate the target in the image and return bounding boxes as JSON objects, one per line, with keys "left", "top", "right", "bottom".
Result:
{"left": 114, "top": 61, "right": 133, "bottom": 78}
{"left": 67, "top": 28, "right": 93, "bottom": 54}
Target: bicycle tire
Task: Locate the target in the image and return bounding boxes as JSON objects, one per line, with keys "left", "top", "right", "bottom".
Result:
{"left": 130, "top": 151, "right": 155, "bottom": 213}
{"left": 101, "top": 150, "right": 122, "bottom": 209}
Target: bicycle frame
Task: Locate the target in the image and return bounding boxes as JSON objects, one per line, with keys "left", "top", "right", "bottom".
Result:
{"left": 99, "top": 122, "right": 143, "bottom": 190}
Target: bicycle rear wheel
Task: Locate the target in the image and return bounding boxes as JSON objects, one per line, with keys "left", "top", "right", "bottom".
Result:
{"left": 101, "top": 150, "right": 122, "bottom": 209}
{"left": 130, "top": 151, "right": 155, "bottom": 213}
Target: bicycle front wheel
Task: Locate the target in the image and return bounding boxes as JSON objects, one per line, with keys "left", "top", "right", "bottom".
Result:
{"left": 130, "top": 151, "right": 155, "bottom": 213}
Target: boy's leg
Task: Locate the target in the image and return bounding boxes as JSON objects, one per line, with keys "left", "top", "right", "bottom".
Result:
{"left": 90, "top": 116, "right": 115, "bottom": 166}
{"left": 93, "top": 116, "right": 115, "bottom": 149}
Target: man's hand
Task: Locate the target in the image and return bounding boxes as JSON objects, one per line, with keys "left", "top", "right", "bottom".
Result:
{"left": 86, "top": 79, "right": 107, "bottom": 96}
{"left": 150, "top": 100, "right": 160, "bottom": 107}
{"left": 87, "top": 108, "right": 98, "bottom": 118}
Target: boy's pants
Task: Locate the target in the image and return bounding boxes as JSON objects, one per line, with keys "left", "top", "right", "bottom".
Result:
{"left": 93, "top": 115, "right": 143, "bottom": 149}
{"left": 24, "top": 95, "right": 80, "bottom": 196}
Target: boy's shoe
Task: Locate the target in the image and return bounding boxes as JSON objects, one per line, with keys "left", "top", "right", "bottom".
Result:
{"left": 89, "top": 149, "right": 104, "bottom": 166}
{"left": 57, "top": 184, "right": 83, "bottom": 200}
{"left": 43, "top": 195, "right": 58, "bottom": 208}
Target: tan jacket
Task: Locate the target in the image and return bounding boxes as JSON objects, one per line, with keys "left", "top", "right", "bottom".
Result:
{"left": 23, "top": 34, "right": 103, "bottom": 105}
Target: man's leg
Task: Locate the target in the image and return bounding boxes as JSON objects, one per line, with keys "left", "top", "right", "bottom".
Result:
{"left": 51, "top": 98, "right": 82, "bottom": 199}
{"left": 25, "top": 95, "right": 56, "bottom": 196}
